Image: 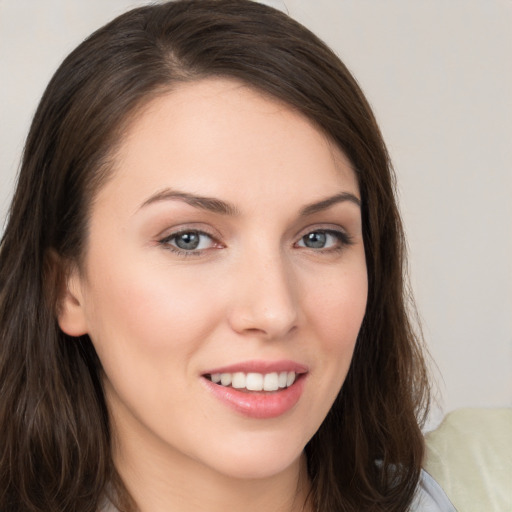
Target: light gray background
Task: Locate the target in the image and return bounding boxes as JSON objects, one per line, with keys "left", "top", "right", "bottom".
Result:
{"left": 1, "top": 0, "right": 511, "bottom": 425}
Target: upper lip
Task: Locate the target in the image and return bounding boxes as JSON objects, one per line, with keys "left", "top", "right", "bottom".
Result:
{"left": 202, "top": 360, "right": 308, "bottom": 375}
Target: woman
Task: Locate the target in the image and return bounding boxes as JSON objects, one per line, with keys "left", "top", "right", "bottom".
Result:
{"left": 0, "top": 1, "right": 454, "bottom": 511}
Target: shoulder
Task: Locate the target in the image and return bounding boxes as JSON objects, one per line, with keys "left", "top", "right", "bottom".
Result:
{"left": 98, "top": 497, "right": 117, "bottom": 512}
{"left": 374, "top": 461, "right": 455, "bottom": 511}
{"left": 410, "top": 469, "right": 456, "bottom": 512}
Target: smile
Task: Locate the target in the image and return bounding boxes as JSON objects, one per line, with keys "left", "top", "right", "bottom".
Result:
{"left": 201, "top": 361, "right": 308, "bottom": 419}
{"left": 206, "top": 371, "right": 297, "bottom": 392}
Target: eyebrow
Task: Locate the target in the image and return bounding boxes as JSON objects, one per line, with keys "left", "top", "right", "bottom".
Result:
{"left": 139, "top": 189, "right": 241, "bottom": 216}
{"left": 299, "top": 192, "right": 361, "bottom": 216}
{"left": 139, "top": 188, "right": 361, "bottom": 216}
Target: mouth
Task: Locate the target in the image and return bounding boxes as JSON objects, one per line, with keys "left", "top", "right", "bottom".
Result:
{"left": 201, "top": 362, "right": 308, "bottom": 419}
{"left": 204, "top": 371, "right": 299, "bottom": 393}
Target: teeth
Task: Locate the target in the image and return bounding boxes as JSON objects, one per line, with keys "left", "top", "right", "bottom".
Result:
{"left": 232, "top": 372, "right": 246, "bottom": 389}
{"left": 263, "top": 372, "right": 279, "bottom": 391}
{"left": 246, "top": 373, "right": 263, "bottom": 391}
{"left": 209, "top": 371, "right": 297, "bottom": 391}
{"left": 220, "top": 373, "right": 232, "bottom": 386}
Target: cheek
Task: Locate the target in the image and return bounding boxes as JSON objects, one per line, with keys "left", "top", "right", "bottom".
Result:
{"left": 291, "top": 262, "right": 367, "bottom": 439}
{"left": 299, "top": 259, "right": 367, "bottom": 414}
{"left": 80, "top": 257, "right": 226, "bottom": 426}
{"left": 303, "top": 264, "right": 368, "bottom": 352}
{"left": 81, "top": 254, "right": 224, "bottom": 365}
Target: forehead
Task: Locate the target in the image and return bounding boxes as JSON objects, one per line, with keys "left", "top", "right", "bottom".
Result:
{"left": 99, "top": 77, "right": 358, "bottom": 210}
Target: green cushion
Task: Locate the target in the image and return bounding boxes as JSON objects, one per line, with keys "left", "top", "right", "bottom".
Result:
{"left": 424, "top": 408, "right": 512, "bottom": 512}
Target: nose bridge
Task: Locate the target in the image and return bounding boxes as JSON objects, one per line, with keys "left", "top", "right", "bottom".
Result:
{"left": 228, "top": 242, "right": 298, "bottom": 338}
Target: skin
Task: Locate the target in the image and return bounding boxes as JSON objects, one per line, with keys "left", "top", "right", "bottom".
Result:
{"left": 59, "top": 78, "right": 368, "bottom": 512}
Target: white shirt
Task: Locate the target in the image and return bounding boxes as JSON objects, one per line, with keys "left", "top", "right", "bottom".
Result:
{"left": 412, "top": 469, "right": 457, "bottom": 511}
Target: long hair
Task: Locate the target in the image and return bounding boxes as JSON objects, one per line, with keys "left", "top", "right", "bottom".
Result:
{"left": 0, "top": 1, "right": 430, "bottom": 510}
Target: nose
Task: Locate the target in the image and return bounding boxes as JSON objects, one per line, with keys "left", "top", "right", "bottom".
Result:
{"left": 227, "top": 251, "right": 299, "bottom": 340}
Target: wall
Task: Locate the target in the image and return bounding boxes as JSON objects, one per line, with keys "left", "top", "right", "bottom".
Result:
{"left": 1, "top": 0, "right": 510, "bottom": 425}
{"left": 284, "top": 0, "right": 512, "bottom": 424}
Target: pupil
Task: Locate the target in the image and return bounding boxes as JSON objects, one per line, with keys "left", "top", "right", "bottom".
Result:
{"left": 176, "top": 232, "right": 200, "bottom": 250}
{"left": 304, "top": 232, "right": 326, "bottom": 248}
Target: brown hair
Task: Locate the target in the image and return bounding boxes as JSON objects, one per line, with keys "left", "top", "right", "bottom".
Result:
{"left": 0, "top": 1, "right": 430, "bottom": 510}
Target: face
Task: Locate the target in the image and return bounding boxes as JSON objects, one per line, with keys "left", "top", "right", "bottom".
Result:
{"left": 60, "top": 78, "right": 367, "bottom": 482}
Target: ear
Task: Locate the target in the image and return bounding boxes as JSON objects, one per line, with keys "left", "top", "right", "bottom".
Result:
{"left": 56, "top": 261, "right": 89, "bottom": 337}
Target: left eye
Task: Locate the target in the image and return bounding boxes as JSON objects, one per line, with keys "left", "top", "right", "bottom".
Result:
{"left": 296, "top": 230, "right": 344, "bottom": 250}
{"left": 161, "top": 230, "right": 215, "bottom": 252}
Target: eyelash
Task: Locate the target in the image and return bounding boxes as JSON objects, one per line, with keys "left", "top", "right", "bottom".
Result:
{"left": 296, "top": 229, "right": 354, "bottom": 253}
{"left": 158, "top": 227, "right": 354, "bottom": 257}
{"left": 158, "top": 229, "right": 219, "bottom": 257}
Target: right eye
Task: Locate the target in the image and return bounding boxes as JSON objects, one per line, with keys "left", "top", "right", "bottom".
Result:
{"left": 159, "top": 230, "right": 217, "bottom": 254}
{"left": 295, "top": 229, "right": 352, "bottom": 252}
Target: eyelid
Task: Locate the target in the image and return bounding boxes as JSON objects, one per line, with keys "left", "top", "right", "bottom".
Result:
{"left": 156, "top": 221, "right": 220, "bottom": 240}
{"left": 295, "top": 223, "right": 352, "bottom": 240}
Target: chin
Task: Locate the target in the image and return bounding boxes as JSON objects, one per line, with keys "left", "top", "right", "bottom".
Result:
{"left": 198, "top": 432, "right": 308, "bottom": 481}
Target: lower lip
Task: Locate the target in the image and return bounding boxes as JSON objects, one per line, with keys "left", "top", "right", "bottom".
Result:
{"left": 202, "top": 375, "right": 306, "bottom": 419}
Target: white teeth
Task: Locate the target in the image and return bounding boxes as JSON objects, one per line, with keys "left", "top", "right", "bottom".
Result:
{"left": 246, "top": 373, "right": 263, "bottom": 391}
{"left": 263, "top": 372, "right": 279, "bottom": 391}
{"left": 231, "top": 372, "right": 246, "bottom": 389}
{"left": 209, "top": 371, "right": 299, "bottom": 391}
{"left": 220, "top": 373, "right": 232, "bottom": 386}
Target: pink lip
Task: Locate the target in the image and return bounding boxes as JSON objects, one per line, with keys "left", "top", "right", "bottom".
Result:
{"left": 202, "top": 374, "right": 306, "bottom": 419}
{"left": 200, "top": 360, "right": 308, "bottom": 420}
{"left": 203, "top": 359, "right": 308, "bottom": 375}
